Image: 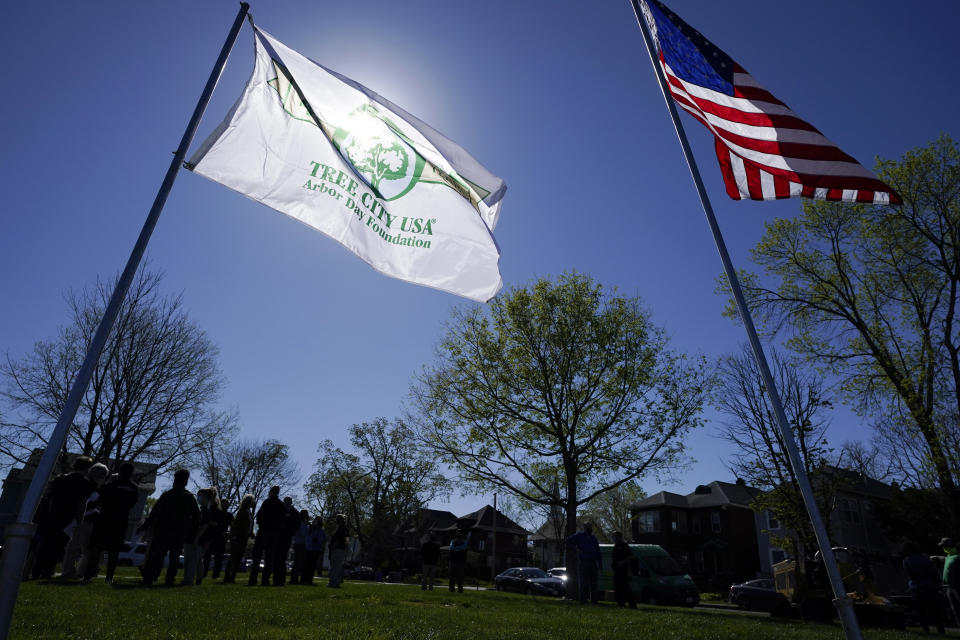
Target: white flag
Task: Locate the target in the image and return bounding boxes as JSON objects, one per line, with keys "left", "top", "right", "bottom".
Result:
{"left": 188, "top": 28, "right": 506, "bottom": 302}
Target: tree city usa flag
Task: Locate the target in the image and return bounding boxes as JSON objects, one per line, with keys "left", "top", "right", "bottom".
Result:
{"left": 189, "top": 28, "right": 506, "bottom": 302}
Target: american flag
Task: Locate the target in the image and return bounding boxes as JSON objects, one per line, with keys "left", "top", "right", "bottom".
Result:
{"left": 638, "top": 0, "right": 901, "bottom": 205}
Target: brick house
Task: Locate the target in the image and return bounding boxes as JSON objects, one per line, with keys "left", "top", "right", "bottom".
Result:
{"left": 396, "top": 505, "right": 531, "bottom": 579}
{"left": 630, "top": 479, "right": 773, "bottom": 589}
{"left": 437, "top": 505, "right": 531, "bottom": 579}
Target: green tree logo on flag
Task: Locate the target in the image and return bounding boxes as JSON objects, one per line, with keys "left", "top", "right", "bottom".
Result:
{"left": 343, "top": 138, "right": 409, "bottom": 193}
{"left": 332, "top": 105, "right": 423, "bottom": 200}
{"left": 266, "top": 60, "right": 484, "bottom": 205}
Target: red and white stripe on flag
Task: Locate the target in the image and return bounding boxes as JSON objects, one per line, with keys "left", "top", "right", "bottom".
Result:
{"left": 642, "top": 0, "right": 901, "bottom": 205}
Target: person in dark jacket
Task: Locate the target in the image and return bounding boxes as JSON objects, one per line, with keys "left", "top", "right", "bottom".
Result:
{"left": 448, "top": 530, "right": 470, "bottom": 593}
{"left": 139, "top": 468, "right": 201, "bottom": 586}
{"left": 224, "top": 494, "right": 255, "bottom": 583}
{"left": 302, "top": 516, "right": 327, "bottom": 585}
{"left": 289, "top": 509, "right": 311, "bottom": 585}
{"left": 31, "top": 456, "right": 94, "bottom": 579}
{"left": 271, "top": 497, "right": 299, "bottom": 586}
{"left": 82, "top": 462, "right": 140, "bottom": 583}
{"left": 611, "top": 531, "right": 637, "bottom": 608}
{"left": 420, "top": 534, "right": 440, "bottom": 591}
{"left": 61, "top": 462, "right": 110, "bottom": 579}
{"left": 181, "top": 487, "right": 209, "bottom": 585}
{"left": 566, "top": 522, "right": 602, "bottom": 604}
{"left": 327, "top": 514, "right": 348, "bottom": 588}
{"left": 903, "top": 541, "right": 945, "bottom": 634}
{"left": 203, "top": 498, "right": 232, "bottom": 581}
{"left": 186, "top": 488, "right": 221, "bottom": 585}
{"left": 248, "top": 486, "right": 285, "bottom": 586}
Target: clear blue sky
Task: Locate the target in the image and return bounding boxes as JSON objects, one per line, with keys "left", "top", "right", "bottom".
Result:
{"left": 2, "top": 1, "right": 958, "bottom": 515}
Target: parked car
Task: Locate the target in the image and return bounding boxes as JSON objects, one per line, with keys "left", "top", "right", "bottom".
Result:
{"left": 546, "top": 567, "right": 568, "bottom": 582}
{"left": 115, "top": 541, "right": 148, "bottom": 567}
{"left": 494, "top": 567, "right": 565, "bottom": 597}
{"left": 598, "top": 544, "right": 699, "bottom": 606}
{"left": 114, "top": 541, "right": 182, "bottom": 568}
{"left": 344, "top": 565, "right": 375, "bottom": 580}
{"left": 729, "top": 578, "right": 790, "bottom": 613}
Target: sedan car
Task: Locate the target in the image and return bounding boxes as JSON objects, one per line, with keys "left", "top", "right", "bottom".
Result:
{"left": 728, "top": 578, "right": 790, "bottom": 612}
{"left": 345, "top": 565, "right": 376, "bottom": 580}
{"left": 546, "top": 567, "right": 568, "bottom": 582}
{"left": 115, "top": 541, "right": 147, "bottom": 567}
{"left": 494, "top": 567, "right": 565, "bottom": 597}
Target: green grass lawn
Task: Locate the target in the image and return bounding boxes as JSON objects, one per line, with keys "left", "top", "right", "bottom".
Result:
{"left": 8, "top": 571, "right": 942, "bottom": 640}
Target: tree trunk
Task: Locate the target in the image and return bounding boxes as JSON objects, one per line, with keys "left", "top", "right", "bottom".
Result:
{"left": 564, "top": 475, "right": 579, "bottom": 600}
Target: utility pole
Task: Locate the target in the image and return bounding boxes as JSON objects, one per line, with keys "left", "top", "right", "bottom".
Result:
{"left": 491, "top": 494, "right": 498, "bottom": 580}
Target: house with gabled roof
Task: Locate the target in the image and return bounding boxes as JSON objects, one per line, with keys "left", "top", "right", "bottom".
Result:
{"left": 394, "top": 504, "right": 531, "bottom": 579}
{"left": 630, "top": 479, "right": 774, "bottom": 589}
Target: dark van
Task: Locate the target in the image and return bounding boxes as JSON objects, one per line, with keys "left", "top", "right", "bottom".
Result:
{"left": 598, "top": 544, "right": 699, "bottom": 606}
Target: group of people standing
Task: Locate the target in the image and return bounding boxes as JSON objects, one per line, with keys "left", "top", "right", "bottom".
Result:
{"left": 140, "top": 471, "right": 349, "bottom": 588}
{"left": 566, "top": 523, "right": 636, "bottom": 608}
{"left": 28, "top": 461, "right": 352, "bottom": 588}
{"left": 418, "top": 530, "right": 470, "bottom": 592}
{"left": 29, "top": 456, "right": 139, "bottom": 583}
{"left": 902, "top": 536, "right": 960, "bottom": 634}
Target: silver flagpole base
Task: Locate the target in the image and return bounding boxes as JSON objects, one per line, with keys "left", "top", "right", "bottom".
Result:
{"left": 0, "top": 523, "right": 37, "bottom": 630}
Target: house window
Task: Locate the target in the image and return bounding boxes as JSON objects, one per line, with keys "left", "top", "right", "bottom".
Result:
{"left": 767, "top": 511, "right": 780, "bottom": 530}
{"left": 478, "top": 539, "right": 485, "bottom": 551}
{"left": 692, "top": 517, "right": 701, "bottom": 534}
{"left": 839, "top": 498, "right": 861, "bottom": 524}
{"left": 670, "top": 511, "right": 687, "bottom": 533}
{"left": 770, "top": 548, "right": 787, "bottom": 565}
{"left": 710, "top": 512, "right": 721, "bottom": 533}
{"left": 637, "top": 511, "right": 660, "bottom": 533}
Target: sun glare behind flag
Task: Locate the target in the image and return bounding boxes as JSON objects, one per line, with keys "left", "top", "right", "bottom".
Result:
{"left": 188, "top": 27, "right": 506, "bottom": 302}
{"left": 638, "top": 0, "right": 900, "bottom": 205}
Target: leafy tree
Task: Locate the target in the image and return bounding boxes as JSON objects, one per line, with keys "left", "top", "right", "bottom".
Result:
{"left": 714, "top": 346, "right": 835, "bottom": 561}
{"left": 729, "top": 137, "right": 960, "bottom": 516}
{"left": 411, "top": 273, "right": 710, "bottom": 594}
{"left": 304, "top": 418, "right": 449, "bottom": 568}
{"left": 578, "top": 480, "right": 646, "bottom": 542}
{"left": 196, "top": 437, "right": 301, "bottom": 507}
{"left": 0, "top": 268, "right": 233, "bottom": 473}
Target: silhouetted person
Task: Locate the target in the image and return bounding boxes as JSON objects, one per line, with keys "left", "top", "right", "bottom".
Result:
{"left": 903, "top": 541, "right": 944, "bottom": 634}
{"left": 303, "top": 516, "right": 326, "bottom": 585}
{"left": 327, "top": 514, "right": 348, "bottom": 588}
{"left": 31, "top": 456, "right": 94, "bottom": 579}
{"left": 83, "top": 462, "right": 140, "bottom": 583}
{"left": 248, "top": 486, "right": 285, "bottom": 586}
{"left": 61, "top": 462, "right": 109, "bottom": 579}
{"left": 566, "top": 522, "right": 602, "bottom": 604}
{"left": 290, "top": 509, "right": 310, "bottom": 584}
{"left": 941, "top": 537, "right": 960, "bottom": 623}
{"left": 203, "top": 497, "right": 232, "bottom": 580}
{"left": 612, "top": 531, "right": 637, "bottom": 608}
{"left": 420, "top": 533, "right": 440, "bottom": 591}
{"left": 448, "top": 530, "right": 470, "bottom": 593}
{"left": 272, "top": 496, "right": 299, "bottom": 586}
{"left": 139, "top": 468, "right": 200, "bottom": 586}
{"left": 224, "top": 494, "right": 255, "bottom": 583}
{"left": 185, "top": 488, "right": 220, "bottom": 585}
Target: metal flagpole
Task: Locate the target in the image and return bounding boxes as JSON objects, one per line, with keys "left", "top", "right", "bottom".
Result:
{"left": 0, "top": 4, "right": 249, "bottom": 638}
{"left": 628, "top": 2, "right": 863, "bottom": 638}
